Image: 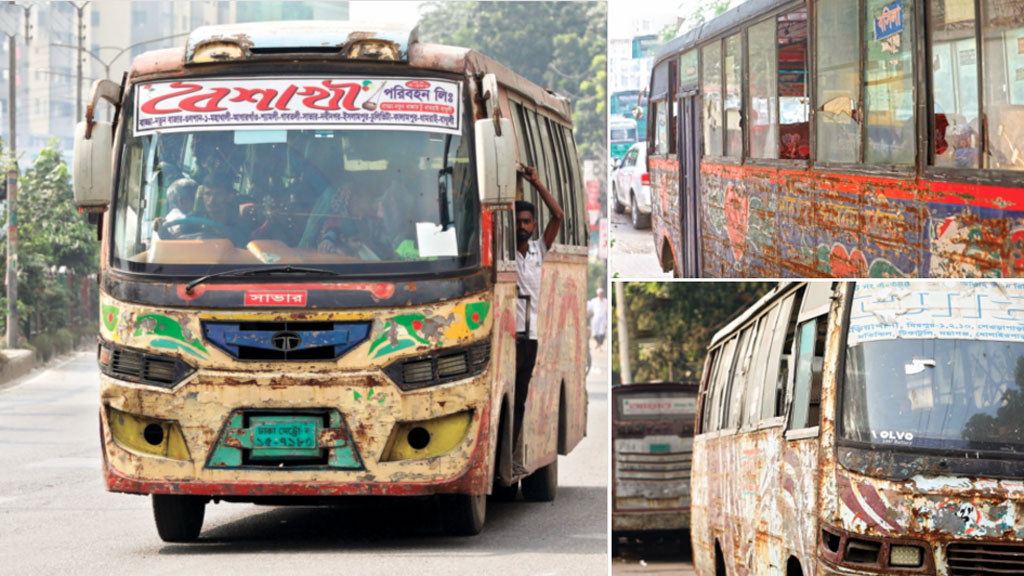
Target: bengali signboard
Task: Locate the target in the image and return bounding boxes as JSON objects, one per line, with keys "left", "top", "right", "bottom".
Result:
{"left": 873, "top": 0, "right": 905, "bottom": 41}
{"left": 848, "top": 281, "right": 1024, "bottom": 345}
{"left": 134, "top": 76, "right": 462, "bottom": 136}
{"left": 622, "top": 396, "right": 698, "bottom": 417}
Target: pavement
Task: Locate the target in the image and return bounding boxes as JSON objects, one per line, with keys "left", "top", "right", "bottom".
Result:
{"left": 608, "top": 208, "right": 672, "bottom": 280}
{"left": 0, "top": 350, "right": 609, "bottom": 575}
{"left": 612, "top": 533, "right": 696, "bottom": 575}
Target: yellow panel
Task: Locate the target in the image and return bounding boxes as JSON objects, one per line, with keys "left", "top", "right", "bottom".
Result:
{"left": 384, "top": 411, "right": 472, "bottom": 461}
{"left": 108, "top": 407, "right": 190, "bottom": 461}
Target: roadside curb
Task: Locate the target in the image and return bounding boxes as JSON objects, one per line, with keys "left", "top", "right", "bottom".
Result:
{"left": 0, "top": 347, "right": 91, "bottom": 393}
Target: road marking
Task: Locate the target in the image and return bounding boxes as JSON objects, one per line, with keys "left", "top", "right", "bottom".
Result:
{"left": 26, "top": 457, "right": 100, "bottom": 469}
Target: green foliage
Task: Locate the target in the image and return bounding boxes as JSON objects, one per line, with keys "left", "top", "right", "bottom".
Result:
{"left": 418, "top": 2, "right": 606, "bottom": 164}
{"left": 54, "top": 328, "right": 74, "bottom": 354}
{"left": 30, "top": 333, "right": 52, "bottom": 362}
{"left": 587, "top": 256, "right": 606, "bottom": 300}
{"left": 612, "top": 281, "right": 774, "bottom": 384}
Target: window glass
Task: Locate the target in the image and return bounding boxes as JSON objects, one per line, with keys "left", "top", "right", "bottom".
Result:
{"left": 982, "top": 2, "right": 1024, "bottom": 171}
{"left": 726, "top": 323, "right": 757, "bottom": 429}
{"left": 930, "top": 0, "right": 980, "bottom": 168}
{"left": 680, "top": 50, "right": 699, "bottom": 89}
{"left": 746, "top": 305, "right": 779, "bottom": 425}
{"left": 702, "top": 42, "right": 724, "bottom": 157}
{"left": 762, "top": 293, "right": 798, "bottom": 420}
{"left": 779, "top": 8, "right": 810, "bottom": 160}
{"left": 725, "top": 33, "right": 743, "bottom": 157}
{"left": 701, "top": 348, "right": 720, "bottom": 433}
{"left": 865, "top": 0, "right": 916, "bottom": 165}
{"left": 816, "top": 0, "right": 861, "bottom": 163}
{"left": 791, "top": 317, "right": 826, "bottom": 430}
{"left": 749, "top": 18, "right": 778, "bottom": 159}
{"left": 655, "top": 99, "right": 670, "bottom": 155}
{"left": 710, "top": 336, "right": 738, "bottom": 430}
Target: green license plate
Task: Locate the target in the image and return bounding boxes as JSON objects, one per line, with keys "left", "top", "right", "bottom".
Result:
{"left": 250, "top": 416, "right": 321, "bottom": 460}
{"left": 649, "top": 443, "right": 671, "bottom": 453}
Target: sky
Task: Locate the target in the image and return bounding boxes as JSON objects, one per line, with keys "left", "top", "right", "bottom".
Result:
{"left": 349, "top": 1, "right": 426, "bottom": 28}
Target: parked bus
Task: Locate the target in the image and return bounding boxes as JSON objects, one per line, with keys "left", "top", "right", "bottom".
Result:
{"left": 612, "top": 382, "right": 698, "bottom": 554}
{"left": 647, "top": 0, "right": 1024, "bottom": 278}
{"left": 693, "top": 280, "right": 1024, "bottom": 575}
{"left": 611, "top": 116, "right": 640, "bottom": 164}
{"left": 611, "top": 89, "right": 648, "bottom": 141}
{"left": 72, "top": 21, "right": 590, "bottom": 541}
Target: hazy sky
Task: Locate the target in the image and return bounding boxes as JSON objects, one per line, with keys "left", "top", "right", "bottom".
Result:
{"left": 349, "top": 1, "right": 426, "bottom": 28}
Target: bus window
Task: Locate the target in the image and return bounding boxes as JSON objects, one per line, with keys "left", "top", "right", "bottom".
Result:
{"left": 816, "top": 0, "right": 861, "bottom": 163}
{"left": 761, "top": 292, "right": 799, "bottom": 420}
{"left": 724, "top": 33, "right": 743, "bottom": 158}
{"left": 700, "top": 347, "right": 720, "bottom": 433}
{"left": 865, "top": 0, "right": 916, "bottom": 165}
{"left": 790, "top": 316, "right": 827, "bottom": 430}
{"left": 745, "top": 304, "right": 779, "bottom": 426}
{"left": 724, "top": 323, "right": 756, "bottom": 429}
{"left": 749, "top": 18, "right": 778, "bottom": 159}
{"left": 709, "top": 336, "right": 739, "bottom": 431}
{"left": 654, "top": 100, "right": 669, "bottom": 155}
{"left": 982, "top": 4, "right": 1024, "bottom": 171}
{"left": 778, "top": 8, "right": 809, "bottom": 160}
{"left": 929, "top": 0, "right": 980, "bottom": 169}
{"left": 679, "top": 50, "right": 699, "bottom": 91}
{"left": 703, "top": 41, "right": 724, "bottom": 157}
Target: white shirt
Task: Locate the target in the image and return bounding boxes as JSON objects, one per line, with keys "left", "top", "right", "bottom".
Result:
{"left": 587, "top": 296, "right": 607, "bottom": 336}
{"left": 516, "top": 239, "right": 547, "bottom": 340}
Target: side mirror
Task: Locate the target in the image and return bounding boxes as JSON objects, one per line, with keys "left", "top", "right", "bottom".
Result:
{"left": 73, "top": 120, "right": 113, "bottom": 212}
{"left": 474, "top": 117, "right": 516, "bottom": 206}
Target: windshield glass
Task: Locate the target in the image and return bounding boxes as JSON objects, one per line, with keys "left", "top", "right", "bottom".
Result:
{"left": 841, "top": 281, "right": 1024, "bottom": 456}
{"left": 610, "top": 126, "right": 637, "bottom": 142}
{"left": 113, "top": 75, "right": 478, "bottom": 276}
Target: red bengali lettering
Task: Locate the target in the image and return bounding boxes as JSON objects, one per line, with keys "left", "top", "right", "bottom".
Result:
{"left": 244, "top": 290, "right": 308, "bottom": 307}
{"left": 140, "top": 82, "right": 204, "bottom": 115}
{"left": 230, "top": 88, "right": 279, "bottom": 111}
{"left": 406, "top": 80, "right": 430, "bottom": 90}
{"left": 178, "top": 87, "right": 232, "bottom": 113}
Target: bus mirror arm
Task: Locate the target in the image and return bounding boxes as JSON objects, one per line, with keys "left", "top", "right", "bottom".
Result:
{"left": 73, "top": 79, "right": 121, "bottom": 213}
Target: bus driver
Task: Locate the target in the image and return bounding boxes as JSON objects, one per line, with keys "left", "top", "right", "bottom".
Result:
{"left": 514, "top": 163, "right": 563, "bottom": 475}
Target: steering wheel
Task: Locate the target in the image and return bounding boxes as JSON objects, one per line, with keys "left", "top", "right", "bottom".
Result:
{"left": 160, "top": 216, "right": 230, "bottom": 240}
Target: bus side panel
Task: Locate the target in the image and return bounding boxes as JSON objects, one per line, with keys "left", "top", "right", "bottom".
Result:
{"left": 527, "top": 252, "right": 587, "bottom": 465}
{"left": 779, "top": 437, "right": 820, "bottom": 576}
{"left": 487, "top": 280, "right": 518, "bottom": 487}
{"left": 649, "top": 155, "right": 681, "bottom": 274}
{"left": 921, "top": 194, "right": 1024, "bottom": 278}
{"left": 691, "top": 434, "right": 715, "bottom": 575}
{"left": 700, "top": 163, "right": 781, "bottom": 278}
{"left": 750, "top": 426, "right": 785, "bottom": 575}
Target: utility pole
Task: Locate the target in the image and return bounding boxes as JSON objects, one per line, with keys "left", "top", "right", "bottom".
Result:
{"left": 615, "top": 282, "right": 632, "bottom": 384}
{"left": 5, "top": 0, "right": 28, "bottom": 349}
{"left": 69, "top": 2, "right": 89, "bottom": 124}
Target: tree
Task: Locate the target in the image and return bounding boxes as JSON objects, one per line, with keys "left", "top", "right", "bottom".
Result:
{"left": 418, "top": 2, "right": 606, "bottom": 164}
{"left": 612, "top": 281, "right": 774, "bottom": 383}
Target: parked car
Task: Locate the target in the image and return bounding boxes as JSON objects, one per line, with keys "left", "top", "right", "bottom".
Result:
{"left": 611, "top": 142, "right": 650, "bottom": 229}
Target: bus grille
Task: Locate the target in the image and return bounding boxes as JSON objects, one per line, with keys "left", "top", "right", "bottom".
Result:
{"left": 615, "top": 451, "right": 692, "bottom": 482}
{"left": 947, "top": 543, "right": 1024, "bottom": 576}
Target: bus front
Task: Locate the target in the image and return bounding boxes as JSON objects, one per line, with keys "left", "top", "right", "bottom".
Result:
{"left": 75, "top": 23, "right": 510, "bottom": 541}
{"left": 821, "top": 281, "right": 1024, "bottom": 574}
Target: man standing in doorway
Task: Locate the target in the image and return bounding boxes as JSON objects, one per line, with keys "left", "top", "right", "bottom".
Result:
{"left": 514, "top": 163, "right": 563, "bottom": 475}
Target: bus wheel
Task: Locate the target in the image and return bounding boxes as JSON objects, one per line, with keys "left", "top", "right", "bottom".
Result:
{"left": 613, "top": 184, "right": 626, "bottom": 214}
{"left": 152, "top": 494, "right": 206, "bottom": 543}
{"left": 521, "top": 456, "right": 557, "bottom": 502}
{"left": 491, "top": 479, "right": 519, "bottom": 502}
{"left": 440, "top": 493, "right": 486, "bottom": 536}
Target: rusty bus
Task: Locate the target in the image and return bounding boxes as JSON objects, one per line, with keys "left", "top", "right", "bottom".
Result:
{"left": 71, "top": 22, "right": 590, "bottom": 541}
{"left": 693, "top": 280, "right": 1024, "bottom": 575}
{"left": 646, "top": 0, "right": 1024, "bottom": 278}
{"left": 612, "top": 382, "right": 698, "bottom": 554}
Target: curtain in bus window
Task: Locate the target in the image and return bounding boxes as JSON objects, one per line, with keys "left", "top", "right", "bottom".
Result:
{"left": 725, "top": 34, "right": 743, "bottom": 158}
{"left": 779, "top": 8, "right": 810, "bottom": 160}
{"left": 865, "top": 0, "right": 916, "bottom": 165}
{"left": 930, "top": 0, "right": 980, "bottom": 168}
{"left": 983, "top": 0, "right": 1024, "bottom": 171}
{"left": 816, "top": 0, "right": 861, "bottom": 163}
{"left": 749, "top": 18, "right": 779, "bottom": 159}
{"left": 703, "top": 42, "right": 724, "bottom": 157}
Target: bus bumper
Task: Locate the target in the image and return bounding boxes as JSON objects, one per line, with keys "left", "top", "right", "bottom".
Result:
{"left": 612, "top": 508, "right": 690, "bottom": 532}
{"left": 99, "top": 371, "right": 494, "bottom": 498}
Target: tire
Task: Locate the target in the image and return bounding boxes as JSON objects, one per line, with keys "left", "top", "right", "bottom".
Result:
{"left": 631, "top": 193, "right": 651, "bottom": 229}
{"left": 521, "top": 456, "right": 557, "bottom": 502}
{"left": 490, "top": 479, "right": 519, "bottom": 502}
{"left": 613, "top": 183, "right": 626, "bottom": 214}
{"left": 440, "top": 493, "right": 486, "bottom": 536}
{"left": 152, "top": 494, "right": 206, "bottom": 543}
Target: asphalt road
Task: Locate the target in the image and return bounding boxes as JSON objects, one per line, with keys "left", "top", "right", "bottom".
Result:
{"left": 609, "top": 208, "right": 672, "bottom": 280}
{"left": 612, "top": 534, "right": 696, "bottom": 575}
{"left": 0, "top": 351, "right": 609, "bottom": 575}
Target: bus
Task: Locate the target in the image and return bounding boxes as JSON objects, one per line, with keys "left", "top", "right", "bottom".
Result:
{"left": 611, "top": 116, "right": 639, "bottom": 164}
{"left": 612, "top": 382, "right": 698, "bottom": 554}
{"left": 611, "top": 89, "right": 648, "bottom": 141}
{"left": 693, "top": 280, "right": 1024, "bottom": 575}
{"left": 646, "top": 0, "right": 1024, "bottom": 278}
{"left": 72, "top": 21, "right": 590, "bottom": 541}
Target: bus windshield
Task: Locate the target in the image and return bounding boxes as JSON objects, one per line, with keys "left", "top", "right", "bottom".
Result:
{"left": 842, "top": 338, "right": 1024, "bottom": 455}
{"left": 112, "top": 78, "right": 478, "bottom": 277}
{"left": 610, "top": 125, "right": 637, "bottom": 143}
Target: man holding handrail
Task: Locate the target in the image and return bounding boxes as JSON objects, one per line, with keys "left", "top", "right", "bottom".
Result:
{"left": 514, "top": 163, "right": 563, "bottom": 476}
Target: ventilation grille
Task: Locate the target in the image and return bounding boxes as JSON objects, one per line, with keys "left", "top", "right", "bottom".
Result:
{"left": 947, "top": 543, "right": 1024, "bottom": 576}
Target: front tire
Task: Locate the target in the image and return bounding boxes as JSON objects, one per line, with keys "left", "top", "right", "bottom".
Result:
{"left": 491, "top": 479, "right": 519, "bottom": 502}
{"left": 521, "top": 456, "right": 557, "bottom": 502}
{"left": 440, "top": 493, "right": 486, "bottom": 536}
{"left": 152, "top": 494, "right": 206, "bottom": 543}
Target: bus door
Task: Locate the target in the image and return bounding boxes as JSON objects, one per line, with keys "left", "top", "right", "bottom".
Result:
{"left": 678, "top": 90, "right": 703, "bottom": 277}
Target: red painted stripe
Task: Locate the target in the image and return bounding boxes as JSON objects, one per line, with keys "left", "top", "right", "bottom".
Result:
{"left": 177, "top": 281, "right": 396, "bottom": 301}
{"left": 857, "top": 480, "right": 902, "bottom": 532}
{"left": 836, "top": 474, "right": 887, "bottom": 533}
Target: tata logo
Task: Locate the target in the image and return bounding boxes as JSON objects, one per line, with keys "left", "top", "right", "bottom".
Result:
{"left": 271, "top": 331, "right": 302, "bottom": 352}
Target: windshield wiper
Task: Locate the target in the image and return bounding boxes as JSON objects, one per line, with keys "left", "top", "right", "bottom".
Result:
{"left": 184, "top": 266, "right": 344, "bottom": 295}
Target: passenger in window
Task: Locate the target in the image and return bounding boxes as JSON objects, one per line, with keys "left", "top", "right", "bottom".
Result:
{"left": 514, "top": 163, "right": 563, "bottom": 476}
{"left": 164, "top": 178, "right": 197, "bottom": 223}
{"left": 194, "top": 172, "right": 256, "bottom": 246}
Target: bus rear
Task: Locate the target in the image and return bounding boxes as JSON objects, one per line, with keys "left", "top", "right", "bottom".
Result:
{"left": 612, "top": 383, "right": 698, "bottom": 546}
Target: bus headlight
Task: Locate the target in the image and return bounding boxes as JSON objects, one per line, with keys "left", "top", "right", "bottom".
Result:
{"left": 382, "top": 411, "right": 472, "bottom": 462}
{"left": 890, "top": 545, "right": 924, "bottom": 568}
{"left": 107, "top": 407, "right": 190, "bottom": 461}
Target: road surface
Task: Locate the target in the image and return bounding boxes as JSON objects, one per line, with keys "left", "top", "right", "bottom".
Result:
{"left": 609, "top": 208, "right": 672, "bottom": 280}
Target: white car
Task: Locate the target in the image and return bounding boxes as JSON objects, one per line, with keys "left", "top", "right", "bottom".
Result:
{"left": 611, "top": 142, "right": 651, "bottom": 229}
